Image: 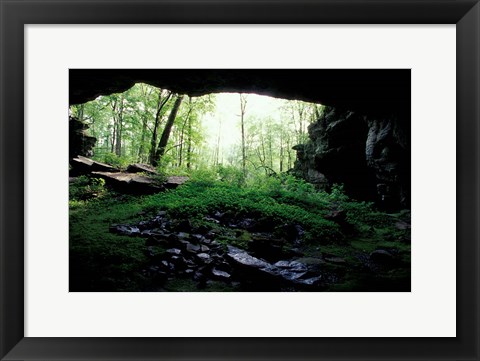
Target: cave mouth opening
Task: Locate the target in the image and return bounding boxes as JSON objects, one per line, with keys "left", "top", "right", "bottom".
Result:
{"left": 68, "top": 70, "right": 411, "bottom": 293}
{"left": 69, "top": 68, "right": 411, "bottom": 208}
{"left": 69, "top": 84, "right": 323, "bottom": 181}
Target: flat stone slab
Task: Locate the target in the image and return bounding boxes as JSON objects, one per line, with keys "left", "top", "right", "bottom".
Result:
{"left": 91, "top": 171, "right": 188, "bottom": 195}
{"left": 126, "top": 163, "right": 158, "bottom": 175}
{"left": 92, "top": 171, "right": 163, "bottom": 194}
{"left": 165, "top": 176, "right": 189, "bottom": 188}
{"left": 71, "top": 155, "right": 120, "bottom": 174}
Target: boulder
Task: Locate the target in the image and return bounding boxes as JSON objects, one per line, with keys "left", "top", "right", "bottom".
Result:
{"left": 126, "top": 163, "right": 158, "bottom": 174}
{"left": 185, "top": 243, "right": 201, "bottom": 253}
{"left": 164, "top": 176, "right": 189, "bottom": 189}
{"left": 226, "top": 246, "right": 324, "bottom": 289}
{"left": 212, "top": 268, "right": 231, "bottom": 280}
{"left": 91, "top": 171, "right": 163, "bottom": 194}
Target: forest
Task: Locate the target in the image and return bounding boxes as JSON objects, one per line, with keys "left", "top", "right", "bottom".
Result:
{"left": 69, "top": 82, "right": 411, "bottom": 292}
{"left": 70, "top": 84, "right": 320, "bottom": 174}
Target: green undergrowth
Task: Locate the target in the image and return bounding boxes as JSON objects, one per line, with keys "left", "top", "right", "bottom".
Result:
{"left": 69, "top": 173, "right": 410, "bottom": 291}
{"left": 69, "top": 194, "right": 151, "bottom": 291}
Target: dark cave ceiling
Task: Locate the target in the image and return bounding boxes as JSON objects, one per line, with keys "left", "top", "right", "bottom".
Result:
{"left": 69, "top": 69, "right": 410, "bottom": 120}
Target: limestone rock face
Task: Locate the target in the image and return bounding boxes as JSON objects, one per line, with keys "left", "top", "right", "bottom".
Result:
{"left": 293, "top": 107, "right": 410, "bottom": 209}
{"left": 69, "top": 116, "right": 96, "bottom": 159}
{"left": 365, "top": 118, "right": 410, "bottom": 208}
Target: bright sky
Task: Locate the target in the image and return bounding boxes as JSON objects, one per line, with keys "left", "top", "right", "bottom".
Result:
{"left": 201, "top": 92, "right": 286, "bottom": 160}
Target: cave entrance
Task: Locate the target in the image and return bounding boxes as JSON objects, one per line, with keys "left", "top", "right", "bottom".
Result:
{"left": 69, "top": 69, "right": 411, "bottom": 208}
{"left": 68, "top": 70, "right": 411, "bottom": 292}
{"left": 69, "top": 86, "right": 322, "bottom": 180}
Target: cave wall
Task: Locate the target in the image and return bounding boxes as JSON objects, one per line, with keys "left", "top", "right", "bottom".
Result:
{"left": 292, "top": 107, "right": 410, "bottom": 209}
{"left": 69, "top": 116, "right": 96, "bottom": 160}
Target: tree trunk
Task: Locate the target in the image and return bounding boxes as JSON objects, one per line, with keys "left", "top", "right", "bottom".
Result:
{"left": 111, "top": 123, "right": 116, "bottom": 154}
{"left": 286, "top": 136, "right": 292, "bottom": 169}
{"left": 240, "top": 94, "right": 247, "bottom": 176}
{"left": 138, "top": 114, "right": 148, "bottom": 162}
{"left": 215, "top": 117, "right": 222, "bottom": 166}
{"left": 152, "top": 94, "right": 184, "bottom": 167}
{"left": 178, "top": 101, "right": 192, "bottom": 167}
{"left": 114, "top": 117, "right": 122, "bottom": 156}
{"left": 114, "top": 96, "right": 124, "bottom": 157}
{"left": 279, "top": 130, "right": 285, "bottom": 173}
{"left": 186, "top": 116, "right": 192, "bottom": 169}
{"left": 149, "top": 90, "right": 172, "bottom": 165}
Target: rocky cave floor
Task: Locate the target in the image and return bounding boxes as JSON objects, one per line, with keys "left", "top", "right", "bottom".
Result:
{"left": 109, "top": 209, "right": 411, "bottom": 292}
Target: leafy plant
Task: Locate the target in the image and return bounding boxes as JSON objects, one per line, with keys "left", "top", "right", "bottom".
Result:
{"left": 69, "top": 176, "right": 106, "bottom": 201}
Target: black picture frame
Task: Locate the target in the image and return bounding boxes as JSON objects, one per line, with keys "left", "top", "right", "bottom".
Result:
{"left": 1, "top": 1, "right": 478, "bottom": 360}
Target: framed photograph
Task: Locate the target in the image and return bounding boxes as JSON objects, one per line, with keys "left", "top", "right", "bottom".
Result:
{"left": 1, "top": 0, "right": 478, "bottom": 360}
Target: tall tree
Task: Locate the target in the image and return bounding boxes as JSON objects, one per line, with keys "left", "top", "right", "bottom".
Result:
{"left": 239, "top": 94, "right": 248, "bottom": 176}
{"left": 214, "top": 116, "right": 222, "bottom": 167}
{"left": 115, "top": 95, "right": 125, "bottom": 156}
{"left": 137, "top": 84, "right": 154, "bottom": 162}
{"left": 107, "top": 94, "right": 125, "bottom": 156}
{"left": 152, "top": 94, "right": 184, "bottom": 166}
{"left": 177, "top": 98, "right": 193, "bottom": 167}
{"left": 186, "top": 114, "right": 193, "bottom": 169}
{"left": 149, "top": 90, "right": 172, "bottom": 164}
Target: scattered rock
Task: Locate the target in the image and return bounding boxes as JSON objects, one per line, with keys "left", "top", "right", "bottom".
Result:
{"left": 166, "top": 248, "right": 182, "bottom": 255}
{"left": 177, "top": 232, "right": 190, "bottom": 239}
{"left": 185, "top": 243, "right": 201, "bottom": 253}
{"left": 191, "top": 234, "right": 204, "bottom": 242}
{"left": 227, "top": 246, "right": 271, "bottom": 270}
{"left": 110, "top": 211, "right": 367, "bottom": 291}
{"left": 212, "top": 268, "right": 231, "bottom": 280}
{"left": 196, "top": 253, "right": 212, "bottom": 263}
{"left": 273, "top": 260, "right": 308, "bottom": 281}
{"left": 193, "top": 271, "right": 205, "bottom": 282}
{"left": 110, "top": 224, "right": 140, "bottom": 236}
